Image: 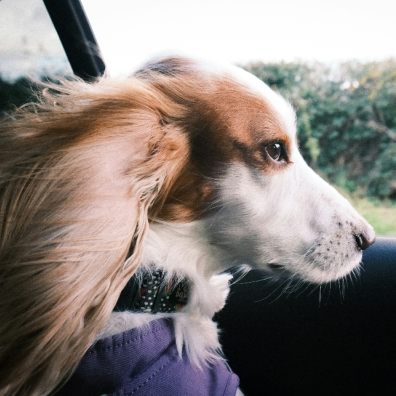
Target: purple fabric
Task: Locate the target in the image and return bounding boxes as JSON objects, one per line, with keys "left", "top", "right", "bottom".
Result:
{"left": 57, "top": 318, "right": 239, "bottom": 396}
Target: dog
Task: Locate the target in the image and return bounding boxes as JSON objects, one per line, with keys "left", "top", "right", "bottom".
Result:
{"left": 0, "top": 56, "right": 375, "bottom": 395}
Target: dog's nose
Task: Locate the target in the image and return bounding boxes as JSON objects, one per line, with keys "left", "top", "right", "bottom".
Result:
{"left": 354, "top": 232, "right": 375, "bottom": 251}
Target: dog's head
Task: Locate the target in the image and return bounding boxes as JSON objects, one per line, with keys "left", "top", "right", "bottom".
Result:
{"left": 138, "top": 56, "right": 375, "bottom": 283}
{"left": 0, "top": 56, "right": 375, "bottom": 395}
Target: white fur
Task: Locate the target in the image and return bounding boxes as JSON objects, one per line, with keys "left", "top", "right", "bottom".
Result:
{"left": 101, "top": 60, "right": 375, "bottom": 392}
{"left": 209, "top": 157, "right": 374, "bottom": 283}
{"left": 101, "top": 222, "right": 233, "bottom": 366}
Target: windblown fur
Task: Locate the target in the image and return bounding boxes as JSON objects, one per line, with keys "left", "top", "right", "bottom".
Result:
{"left": 0, "top": 76, "right": 191, "bottom": 395}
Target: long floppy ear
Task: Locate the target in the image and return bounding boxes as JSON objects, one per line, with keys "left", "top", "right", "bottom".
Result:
{"left": 0, "top": 77, "right": 189, "bottom": 395}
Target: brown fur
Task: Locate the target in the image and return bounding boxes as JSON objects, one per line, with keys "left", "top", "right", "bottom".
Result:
{"left": 0, "top": 57, "right": 290, "bottom": 395}
{"left": 0, "top": 77, "right": 189, "bottom": 395}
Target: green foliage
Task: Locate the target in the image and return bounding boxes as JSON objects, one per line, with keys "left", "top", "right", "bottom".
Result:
{"left": 350, "top": 196, "right": 396, "bottom": 236}
{"left": 244, "top": 60, "right": 396, "bottom": 200}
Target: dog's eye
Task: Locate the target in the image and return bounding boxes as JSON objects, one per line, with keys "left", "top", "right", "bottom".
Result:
{"left": 264, "top": 142, "right": 287, "bottom": 162}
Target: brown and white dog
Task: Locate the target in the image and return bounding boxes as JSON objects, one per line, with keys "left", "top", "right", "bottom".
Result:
{"left": 0, "top": 56, "right": 375, "bottom": 395}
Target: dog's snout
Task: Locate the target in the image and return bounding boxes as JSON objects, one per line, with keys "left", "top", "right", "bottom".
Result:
{"left": 354, "top": 231, "right": 375, "bottom": 251}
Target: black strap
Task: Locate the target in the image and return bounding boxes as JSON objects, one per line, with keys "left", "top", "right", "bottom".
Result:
{"left": 43, "top": 0, "right": 106, "bottom": 81}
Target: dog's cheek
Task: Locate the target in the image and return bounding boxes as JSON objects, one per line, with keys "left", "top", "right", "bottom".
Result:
{"left": 152, "top": 166, "right": 216, "bottom": 222}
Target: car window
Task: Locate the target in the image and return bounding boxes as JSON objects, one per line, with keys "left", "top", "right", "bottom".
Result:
{"left": 0, "top": 0, "right": 71, "bottom": 79}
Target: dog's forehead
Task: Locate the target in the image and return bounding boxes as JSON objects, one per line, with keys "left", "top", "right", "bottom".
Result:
{"left": 215, "top": 63, "right": 297, "bottom": 139}
{"left": 138, "top": 56, "right": 296, "bottom": 140}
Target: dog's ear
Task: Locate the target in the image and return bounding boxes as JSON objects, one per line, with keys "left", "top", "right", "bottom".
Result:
{"left": 0, "top": 77, "right": 189, "bottom": 395}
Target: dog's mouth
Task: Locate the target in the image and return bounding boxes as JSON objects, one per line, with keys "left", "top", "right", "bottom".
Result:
{"left": 267, "top": 263, "right": 284, "bottom": 270}
{"left": 266, "top": 247, "right": 362, "bottom": 284}
{"left": 266, "top": 263, "right": 299, "bottom": 281}
{"left": 267, "top": 263, "right": 290, "bottom": 276}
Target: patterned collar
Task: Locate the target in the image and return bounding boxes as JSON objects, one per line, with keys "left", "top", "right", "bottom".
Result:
{"left": 114, "top": 269, "right": 190, "bottom": 313}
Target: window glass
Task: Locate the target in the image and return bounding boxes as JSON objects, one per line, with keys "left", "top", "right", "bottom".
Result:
{"left": 0, "top": 0, "right": 71, "bottom": 79}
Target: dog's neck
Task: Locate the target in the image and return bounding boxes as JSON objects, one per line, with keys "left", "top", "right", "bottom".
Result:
{"left": 101, "top": 220, "right": 237, "bottom": 366}
{"left": 111, "top": 221, "right": 226, "bottom": 318}
{"left": 141, "top": 221, "right": 228, "bottom": 278}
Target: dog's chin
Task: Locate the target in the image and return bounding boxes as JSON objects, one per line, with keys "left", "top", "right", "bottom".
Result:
{"left": 265, "top": 251, "right": 363, "bottom": 284}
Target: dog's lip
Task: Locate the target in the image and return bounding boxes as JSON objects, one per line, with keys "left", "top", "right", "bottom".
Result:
{"left": 267, "top": 263, "right": 284, "bottom": 270}
{"left": 266, "top": 263, "right": 293, "bottom": 278}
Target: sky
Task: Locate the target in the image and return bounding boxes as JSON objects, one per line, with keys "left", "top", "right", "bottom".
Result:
{"left": 0, "top": 0, "right": 395, "bottom": 79}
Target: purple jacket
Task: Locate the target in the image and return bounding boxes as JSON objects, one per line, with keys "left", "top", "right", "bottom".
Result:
{"left": 57, "top": 318, "right": 239, "bottom": 395}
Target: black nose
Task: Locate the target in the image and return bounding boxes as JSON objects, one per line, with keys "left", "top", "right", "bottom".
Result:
{"left": 354, "top": 233, "right": 375, "bottom": 250}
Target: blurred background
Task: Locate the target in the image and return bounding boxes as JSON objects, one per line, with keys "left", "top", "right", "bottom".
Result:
{"left": 1, "top": 0, "right": 395, "bottom": 235}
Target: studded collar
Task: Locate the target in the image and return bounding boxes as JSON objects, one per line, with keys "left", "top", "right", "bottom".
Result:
{"left": 114, "top": 269, "right": 190, "bottom": 314}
